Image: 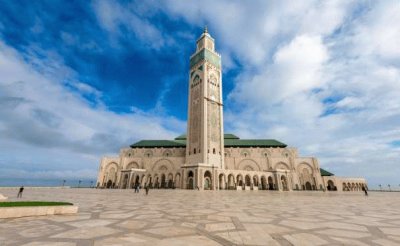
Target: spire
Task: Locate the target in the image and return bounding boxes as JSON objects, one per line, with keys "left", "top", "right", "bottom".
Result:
{"left": 204, "top": 25, "right": 208, "bottom": 34}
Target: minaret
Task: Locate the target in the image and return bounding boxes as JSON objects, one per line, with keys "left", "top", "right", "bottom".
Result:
{"left": 186, "top": 27, "right": 224, "bottom": 170}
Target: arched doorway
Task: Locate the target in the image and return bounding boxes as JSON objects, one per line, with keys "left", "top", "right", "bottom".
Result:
{"left": 106, "top": 180, "right": 113, "bottom": 188}
{"left": 261, "top": 176, "right": 267, "bottom": 190}
{"left": 154, "top": 176, "right": 159, "bottom": 188}
{"left": 237, "top": 174, "right": 243, "bottom": 189}
{"left": 204, "top": 170, "right": 212, "bottom": 190}
{"left": 187, "top": 171, "right": 194, "bottom": 189}
{"left": 161, "top": 174, "right": 166, "bottom": 188}
{"left": 268, "top": 176, "right": 274, "bottom": 190}
{"left": 327, "top": 180, "right": 335, "bottom": 191}
{"left": 253, "top": 175, "right": 259, "bottom": 189}
{"left": 168, "top": 173, "right": 173, "bottom": 188}
{"left": 245, "top": 175, "right": 251, "bottom": 187}
{"left": 305, "top": 182, "right": 312, "bottom": 190}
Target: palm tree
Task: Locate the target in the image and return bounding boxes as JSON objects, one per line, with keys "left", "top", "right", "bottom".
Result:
{"left": 388, "top": 184, "right": 391, "bottom": 191}
{"left": 62, "top": 180, "right": 66, "bottom": 187}
{"left": 379, "top": 184, "right": 382, "bottom": 191}
{"left": 78, "top": 180, "right": 82, "bottom": 188}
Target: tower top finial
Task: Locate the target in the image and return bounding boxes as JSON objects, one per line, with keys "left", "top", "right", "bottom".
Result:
{"left": 204, "top": 25, "right": 208, "bottom": 33}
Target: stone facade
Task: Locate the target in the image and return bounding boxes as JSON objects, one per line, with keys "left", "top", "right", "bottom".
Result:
{"left": 97, "top": 29, "right": 366, "bottom": 192}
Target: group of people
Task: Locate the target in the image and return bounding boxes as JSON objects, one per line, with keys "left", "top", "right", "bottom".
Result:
{"left": 132, "top": 183, "right": 150, "bottom": 195}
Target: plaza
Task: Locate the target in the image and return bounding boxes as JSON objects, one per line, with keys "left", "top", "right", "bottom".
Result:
{"left": 1, "top": 188, "right": 400, "bottom": 245}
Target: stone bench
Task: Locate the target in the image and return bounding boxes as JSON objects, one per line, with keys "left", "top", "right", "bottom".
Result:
{"left": 0, "top": 205, "right": 78, "bottom": 219}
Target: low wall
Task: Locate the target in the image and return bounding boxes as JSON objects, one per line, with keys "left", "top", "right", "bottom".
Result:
{"left": 0, "top": 205, "right": 78, "bottom": 219}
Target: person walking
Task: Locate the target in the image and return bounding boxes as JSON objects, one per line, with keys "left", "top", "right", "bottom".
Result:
{"left": 17, "top": 186, "right": 24, "bottom": 198}
{"left": 145, "top": 185, "right": 149, "bottom": 195}
{"left": 362, "top": 185, "right": 368, "bottom": 196}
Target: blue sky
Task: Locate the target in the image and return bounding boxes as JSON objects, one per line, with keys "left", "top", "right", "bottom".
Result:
{"left": 0, "top": 1, "right": 399, "bottom": 188}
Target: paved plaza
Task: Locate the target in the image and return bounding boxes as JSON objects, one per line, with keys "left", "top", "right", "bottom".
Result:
{"left": 1, "top": 189, "right": 400, "bottom": 245}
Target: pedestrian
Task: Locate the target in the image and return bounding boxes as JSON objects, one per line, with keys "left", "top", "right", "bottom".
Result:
{"left": 17, "top": 186, "right": 24, "bottom": 198}
{"left": 145, "top": 185, "right": 149, "bottom": 195}
{"left": 362, "top": 185, "right": 368, "bottom": 196}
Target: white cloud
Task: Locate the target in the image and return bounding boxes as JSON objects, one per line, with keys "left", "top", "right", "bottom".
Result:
{"left": 92, "top": 0, "right": 170, "bottom": 49}
{"left": 0, "top": 41, "right": 185, "bottom": 180}
{"left": 158, "top": 0, "right": 400, "bottom": 187}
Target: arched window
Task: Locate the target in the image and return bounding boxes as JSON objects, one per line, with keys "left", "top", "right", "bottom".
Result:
{"left": 194, "top": 148, "right": 196, "bottom": 154}
{"left": 213, "top": 148, "right": 216, "bottom": 154}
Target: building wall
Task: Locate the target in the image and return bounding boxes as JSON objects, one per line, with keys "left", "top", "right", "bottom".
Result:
{"left": 96, "top": 146, "right": 353, "bottom": 192}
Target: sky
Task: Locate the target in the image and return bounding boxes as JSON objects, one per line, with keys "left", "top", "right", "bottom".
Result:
{"left": 0, "top": 0, "right": 399, "bottom": 188}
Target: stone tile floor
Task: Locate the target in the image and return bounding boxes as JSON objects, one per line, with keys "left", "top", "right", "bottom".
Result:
{"left": 0, "top": 188, "right": 400, "bottom": 245}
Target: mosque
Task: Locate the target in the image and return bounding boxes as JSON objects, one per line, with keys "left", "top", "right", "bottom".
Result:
{"left": 96, "top": 29, "right": 366, "bottom": 192}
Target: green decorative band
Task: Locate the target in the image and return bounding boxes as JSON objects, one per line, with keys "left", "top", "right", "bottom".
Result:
{"left": 190, "top": 49, "right": 221, "bottom": 69}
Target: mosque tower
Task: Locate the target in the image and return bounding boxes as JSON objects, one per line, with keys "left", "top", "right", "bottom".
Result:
{"left": 186, "top": 27, "right": 225, "bottom": 173}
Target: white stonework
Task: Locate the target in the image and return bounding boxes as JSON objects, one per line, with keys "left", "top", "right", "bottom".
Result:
{"left": 97, "top": 29, "right": 366, "bottom": 192}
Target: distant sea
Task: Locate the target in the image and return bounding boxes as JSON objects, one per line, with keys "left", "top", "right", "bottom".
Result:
{"left": 0, "top": 178, "right": 96, "bottom": 187}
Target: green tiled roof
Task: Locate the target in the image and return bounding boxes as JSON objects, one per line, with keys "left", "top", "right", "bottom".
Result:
{"left": 224, "top": 139, "right": 286, "bottom": 147}
{"left": 131, "top": 134, "right": 287, "bottom": 148}
{"left": 130, "top": 140, "right": 186, "bottom": 148}
{"left": 320, "top": 168, "right": 334, "bottom": 176}
{"left": 224, "top": 134, "right": 240, "bottom": 139}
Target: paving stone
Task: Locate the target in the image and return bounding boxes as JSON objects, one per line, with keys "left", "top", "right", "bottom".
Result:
{"left": 0, "top": 188, "right": 400, "bottom": 245}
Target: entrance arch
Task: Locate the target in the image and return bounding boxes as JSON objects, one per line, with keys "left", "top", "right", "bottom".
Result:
{"left": 161, "top": 174, "right": 166, "bottom": 188}
{"left": 327, "top": 180, "right": 335, "bottom": 191}
{"left": 187, "top": 171, "right": 194, "bottom": 189}
{"left": 261, "top": 176, "right": 267, "bottom": 190}
{"left": 168, "top": 173, "right": 173, "bottom": 188}
{"left": 106, "top": 180, "right": 113, "bottom": 188}
{"left": 204, "top": 170, "right": 212, "bottom": 190}
{"left": 305, "top": 182, "right": 312, "bottom": 190}
{"left": 237, "top": 174, "right": 243, "bottom": 188}
{"left": 268, "top": 176, "right": 274, "bottom": 190}
{"left": 245, "top": 175, "right": 251, "bottom": 187}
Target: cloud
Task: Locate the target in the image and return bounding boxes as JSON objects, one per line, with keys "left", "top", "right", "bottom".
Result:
{"left": 158, "top": 0, "right": 400, "bottom": 186}
{"left": 0, "top": 1, "right": 399, "bottom": 188}
{"left": 0, "top": 41, "right": 185, "bottom": 180}
{"left": 92, "top": 0, "right": 170, "bottom": 49}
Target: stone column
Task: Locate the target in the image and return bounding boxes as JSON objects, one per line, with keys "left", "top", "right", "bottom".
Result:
{"left": 128, "top": 171, "right": 133, "bottom": 189}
